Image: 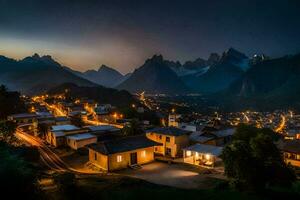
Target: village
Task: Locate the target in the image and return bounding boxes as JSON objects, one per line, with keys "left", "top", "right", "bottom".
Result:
{"left": 6, "top": 92, "right": 300, "bottom": 189}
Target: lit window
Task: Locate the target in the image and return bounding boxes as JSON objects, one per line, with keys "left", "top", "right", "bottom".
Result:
{"left": 195, "top": 152, "right": 199, "bottom": 158}
{"left": 186, "top": 150, "right": 192, "bottom": 157}
{"left": 141, "top": 150, "right": 146, "bottom": 157}
{"left": 205, "top": 154, "right": 211, "bottom": 160}
{"left": 117, "top": 155, "right": 122, "bottom": 162}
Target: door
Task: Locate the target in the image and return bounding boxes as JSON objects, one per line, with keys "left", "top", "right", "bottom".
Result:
{"left": 130, "top": 152, "right": 138, "bottom": 165}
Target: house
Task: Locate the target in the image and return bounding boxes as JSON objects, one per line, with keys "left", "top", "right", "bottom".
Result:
{"left": 168, "top": 113, "right": 181, "bottom": 127}
{"left": 66, "top": 133, "right": 97, "bottom": 150}
{"left": 277, "top": 140, "right": 300, "bottom": 167}
{"left": 146, "top": 127, "right": 191, "bottom": 158}
{"left": 285, "top": 129, "right": 300, "bottom": 140}
{"left": 183, "top": 143, "right": 223, "bottom": 168}
{"left": 7, "top": 113, "right": 38, "bottom": 124}
{"left": 190, "top": 128, "right": 235, "bottom": 146}
{"left": 88, "top": 135, "right": 160, "bottom": 171}
{"left": 46, "top": 125, "right": 88, "bottom": 147}
{"left": 54, "top": 117, "right": 71, "bottom": 125}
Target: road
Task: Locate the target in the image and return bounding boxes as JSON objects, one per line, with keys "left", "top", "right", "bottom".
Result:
{"left": 275, "top": 115, "right": 286, "bottom": 133}
{"left": 16, "top": 124, "right": 99, "bottom": 174}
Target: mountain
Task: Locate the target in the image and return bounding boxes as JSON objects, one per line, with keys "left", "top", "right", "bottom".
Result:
{"left": 0, "top": 54, "right": 97, "bottom": 95}
{"left": 181, "top": 48, "right": 246, "bottom": 94}
{"left": 64, "top": 64, "right": 128, "bottom": 88}
{"left": 215, "top": 53, "right": 300, "bottom": 111}
{"left": 117, "top": 55, "right": 189, "bottom": 94}
{"left": 82, "top": 65, "right": 125, "bottom": 87}
{"left": 47, "top": 83, "right": 137, "bottom": 108}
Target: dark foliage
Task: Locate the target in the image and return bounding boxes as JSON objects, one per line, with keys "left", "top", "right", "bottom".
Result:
{"left": 221, "top": 124, "right": 296, "bottom": 191}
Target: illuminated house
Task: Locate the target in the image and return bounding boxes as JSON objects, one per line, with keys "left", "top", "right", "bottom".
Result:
{"left": 88, "top": 135, "right": 160, "bottom": 171}
{"left": 183, "top": 144, "right": 223, "bottom": 168}
{"left": 278, "top": 140, "right": 300, "bottom": 167}
{"left": 66, "top": 133, "right": 97, "bottom": 150}
{"left": 46, "top": 125, "right": 88, "bottom": 147}
{"left": 146, "top": 127, "right": 191, "bottom": 158}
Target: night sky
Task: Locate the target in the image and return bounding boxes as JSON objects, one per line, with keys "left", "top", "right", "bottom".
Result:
{"left": 0, "top": 0, "right": 300, "bottom": 74}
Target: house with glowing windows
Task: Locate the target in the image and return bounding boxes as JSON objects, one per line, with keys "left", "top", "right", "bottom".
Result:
{"left": 183, "top": 143, "right": 223, "bottom": 168}
{"left": 87, "top": 135, "right": 160, "bottom": 171}
{"left": 146, "top": 127, "right": 191, "bottom": 158}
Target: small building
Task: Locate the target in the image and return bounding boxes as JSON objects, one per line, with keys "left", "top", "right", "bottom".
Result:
{"left": 285, "top": 129, "right": 300, "bottom": 140}
{"left": 66, "top": 133, "right": 97, "bottom": 150}
{"left": 168, "top": 113, "right": 181, "bottom": 127}
{"left": 55, "top": 117, "right": 71, "bottom": 125}
{"left": 46, "top": 125, "right": 88, "bottom": 147}
{"left": 190, "top": 128, "right": 235, "bottom": 146}
{"left": 277, "top": 140, "right": 300, "bottom": 167}
{"left": 183, "top": 144, "right": 223, "bottom": 168}
{"left": 146, "top": 127, "right": 191, "bottom": 158}
{"left": 7, "top": 113, "right": 38, "bottom": 124}
{"left": 88, "top": 135, "right": 160, "bottom": 171}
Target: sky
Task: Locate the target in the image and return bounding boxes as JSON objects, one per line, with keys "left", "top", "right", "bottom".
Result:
{"left": 0, "top": 0, "right": 300, "bottom": 74}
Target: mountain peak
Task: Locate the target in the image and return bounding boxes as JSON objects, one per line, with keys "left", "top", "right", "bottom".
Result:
{"left": 224, "top": 48, "right": 247, "bottom": 59}
{"left": 98, "top": 64, "right": 113, "bottom": 72}
{"left": 32, "top": 53, "right": 41, "bottom": 59}
{"left": 147, "top": 54, "right": 164, "bottom": 63}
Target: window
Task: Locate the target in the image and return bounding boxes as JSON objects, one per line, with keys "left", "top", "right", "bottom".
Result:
{"left": 195, "top": 152, "right": 199, "bottom": 158}
{"left": 186, "top": 150, "right": 192, "bottom": 157}
{"left": 166, "top": 137, "right": 170, "bottom": 143}
{"left": 141, "top": 150, "right": 146, "bottom": 157}
{"left": 159, "top": 135, "right": 162, "bottom": 140}
{"left": 94, "top": 153, "right": 97, "bottom": 160}
{"left": 166, "top": 148, "right": 172, "bottom": 156}
{"left": 117, "top": 155, "right": 122, "bottom": 162}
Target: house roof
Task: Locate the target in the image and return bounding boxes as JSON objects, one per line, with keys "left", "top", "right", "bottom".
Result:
{"left": 86, "top": 125, "right": 119, "bottom": 132}
{"left": 51, "top": 124, "right": 80, "bottom": 131}
{"left": 213, "top": 128, "right": 235, "bottom": 138}
{"left": 67, "top": 133, "right": 97, "bottom": 141}
{"left": 146, "top": 127, "right": 191, "bottom": 136}
{"left": 184, "top": 144, "right": 223, "bottom": 157}
{"left": 52, "top": 131, "right": 65, "bottom": 137}
{"left": 8, "top": 113, "right": 38, "bottom": 119}
{"left": 277, "top": 140, "right": 300, "bottom": 154}
{"left": 55, "top": 117, "right": 70, "bottom": 122}
{"left": 88, "top": 135, "right": 161, "bottom": 155}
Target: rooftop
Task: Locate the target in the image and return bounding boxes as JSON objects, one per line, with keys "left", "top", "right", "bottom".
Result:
{"left": 88, "top": 135, "right": 161, "bottom": 155}
{"left": 86, "top": 125, "right": 119, "bottom": 132}
{"left": 8, "top": 113, "right": 38, "bottom": 119}
{"left": 184, "top": 144, "right": 223, "bottom": 157}
{"left": 147, "top": 127, "right": 191, "bottom": 136}
{"left": 51, "top": 124, "right": 80, "bottom": 131}
{"left": 67, "top": 133, "right": 97, "bottom": 141}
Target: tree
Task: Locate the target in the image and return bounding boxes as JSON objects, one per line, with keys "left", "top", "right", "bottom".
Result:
{"left": 122, "top": 119, "right": 144, "bottom": 136}
{"left": 0, "top": 143, "right": 40, "bottom": 199}
{"left": 0, "top": 84, "right": 25, "bottom": 119}
{"left": 0, "top": 120, "right": 17, "bottom": 144}
{"left": 221, "top": 124, "right": 296, "bottom": 191}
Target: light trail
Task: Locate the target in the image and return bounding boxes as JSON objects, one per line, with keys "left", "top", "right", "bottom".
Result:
{"left": 275, "top": 115, "right": 286, "bottom": 133}
{"left": 16, "top": 125, "right": 100, "bottom": 174}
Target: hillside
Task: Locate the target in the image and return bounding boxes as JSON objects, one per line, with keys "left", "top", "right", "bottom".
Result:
{"left": 47, "top": 83, "right": 137, "bottom": 108}
{"left": 0, "top": 54, "right": 97, "bottom": 95}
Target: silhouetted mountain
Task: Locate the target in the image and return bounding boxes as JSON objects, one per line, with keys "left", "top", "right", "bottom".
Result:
{"left": 48, "top": 83, "right": 137, "bottom": 108}
{"left": 83, "top": 65, "right": 124, "bottom": 87}
{"left": 0, "top": 54, "right": 97, "bottom": 95}
{"left": 117, "top": 55, "right": 189, "bottom": 94}
{"left": 182, "top": 48, "right": 246, "bottom": 93}
{"left": 64, "top": 64, "right": 128, "bottom": 88}
{"left": 215, "top": 54, "right": 300, "bottom": 111}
